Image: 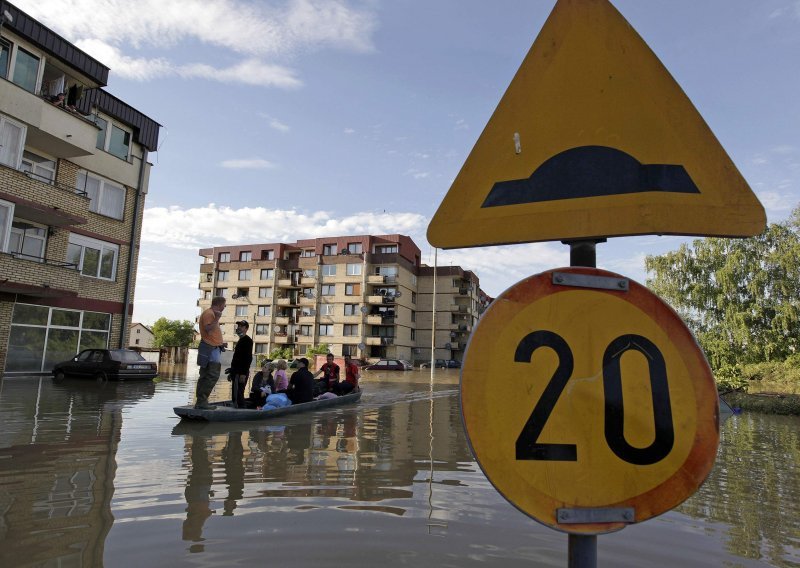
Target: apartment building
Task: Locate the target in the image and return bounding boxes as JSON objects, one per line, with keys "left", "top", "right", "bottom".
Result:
{"left": 0, "top": 3, "right": 161, "bottom": 374}
{"left": 197, "top": 234, "right": 484, "bottom": 364}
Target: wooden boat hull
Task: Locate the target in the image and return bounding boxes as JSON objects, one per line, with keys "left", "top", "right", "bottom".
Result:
{"left": 174, "top": 389, "right": 362, "bottom": 422}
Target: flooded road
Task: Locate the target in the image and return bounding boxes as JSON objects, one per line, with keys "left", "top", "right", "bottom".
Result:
{"left": 0, "top": 367, "right": 797, "bottom": 567}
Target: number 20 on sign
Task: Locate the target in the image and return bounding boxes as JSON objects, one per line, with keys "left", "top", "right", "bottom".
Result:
{"left": 461, "top": 267, "right": 720, "bottom": 534}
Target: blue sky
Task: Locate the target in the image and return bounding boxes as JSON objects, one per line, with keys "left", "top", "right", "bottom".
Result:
{"left": 16, "top": 0, "right": 800, "bottom": 325}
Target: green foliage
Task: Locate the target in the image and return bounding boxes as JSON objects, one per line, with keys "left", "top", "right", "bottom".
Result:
{"left": 714, "top": 364, "right": 748, "bottom": 393}
{"left": 646, "top": 207, "right": 800, "bottom": 372}
{"left": 304, "top": 343, "right": 330, "bottom": 357}
{"left": 151, "top": 317, "right": 195, "bottom": 348}
{"left": 268, "top": 346, "right": 294, "bottom": 360}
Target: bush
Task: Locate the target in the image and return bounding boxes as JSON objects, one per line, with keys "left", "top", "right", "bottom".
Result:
{"left": 714, "top": 364, "right": 748, "bottom": 393}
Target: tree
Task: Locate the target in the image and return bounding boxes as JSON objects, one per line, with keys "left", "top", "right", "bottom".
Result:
{"left": 645, "top": 208, "right": 800, "bottom": 370}
{"left": 268, "top": 346, "right": 294, "bottom": 360}
{"left": 151, "top": 317, "right": 196, "bottom": 348}
{"left": 304, "top": 343, "right": 330, "bottom": 357}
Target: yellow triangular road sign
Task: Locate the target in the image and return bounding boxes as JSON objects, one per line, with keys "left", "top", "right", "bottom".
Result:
{"left": 428, "top": 0, "right": 765, "bottom": 249}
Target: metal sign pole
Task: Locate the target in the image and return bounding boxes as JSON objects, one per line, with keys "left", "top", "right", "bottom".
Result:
{"left": 565, "top": 238, "right": 601, "bottom": 568}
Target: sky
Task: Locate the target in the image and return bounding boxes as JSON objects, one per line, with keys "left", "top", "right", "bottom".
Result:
{"left": 14, "top": 0, "right": 800, "bottom": 325}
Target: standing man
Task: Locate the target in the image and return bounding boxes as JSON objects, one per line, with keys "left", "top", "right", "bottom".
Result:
{"left": 340, "top": 354, "right": 360, "bottom": 395}
{"left": 287, "top": 357, "right": 314, "bottom": 404}
{"left": 196, "top": 296, "right": 226, "bottom": 409}
{"left": 312, "top": 353, "right": 340, "bottom": 395}
{"left": 230, "top": 320, "right": 253, "bottom": 407}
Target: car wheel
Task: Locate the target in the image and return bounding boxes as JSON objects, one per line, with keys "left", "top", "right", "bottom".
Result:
{"left": 95, "top": 371, "right": 108, "bottom": 382}
{"left": 53, "top": 370, "right": 66, "bottom": 381}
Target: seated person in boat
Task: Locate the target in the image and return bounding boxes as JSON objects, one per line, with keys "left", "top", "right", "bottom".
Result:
{"left": 273, "top": 359, "right": 289, "bottom": 393}
{"left": 339, "top": 355, "right": 360, "bottom": 395}
{"left": 287, "top": 357, "right": 315, "bottom": 404}
{"left": 312, "top": 353, "right": 340, "bottom": 396}
{"left": 250, "top": 362, "right": 275, "bottom": 407}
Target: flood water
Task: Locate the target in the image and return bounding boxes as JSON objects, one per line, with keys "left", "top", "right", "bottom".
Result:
{"left": 0, "top": 366, "right": 797, "bottom": 567}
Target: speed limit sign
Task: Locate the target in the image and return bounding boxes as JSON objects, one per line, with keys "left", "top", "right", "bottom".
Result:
{"left": 461, "top": 267, "right": 719, "bottom": 534}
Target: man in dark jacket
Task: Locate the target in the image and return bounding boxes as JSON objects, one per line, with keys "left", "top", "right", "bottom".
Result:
{"left": 287, "top": 357, "right": 314, "bottom": 404}
{"left": 229, "top": 320, "right": 253, "bottom": 407}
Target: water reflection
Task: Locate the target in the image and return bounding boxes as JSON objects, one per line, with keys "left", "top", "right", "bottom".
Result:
{"left": 0, "top": 370, "right": 797, "bottom": 567}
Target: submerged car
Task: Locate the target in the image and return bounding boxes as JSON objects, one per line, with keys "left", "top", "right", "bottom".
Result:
{"left": 420, "top": 359, "right": 448, "bottom": 369}
{"left": 52, "top": 349, "right": 158, "bottom": 381}
{"left": 363, "top": 359, "right": 413, "bottom": 371}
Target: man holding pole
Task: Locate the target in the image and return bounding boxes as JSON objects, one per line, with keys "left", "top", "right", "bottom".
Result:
{"left": 195, "top": 296, "right": 226, "bottom": 409}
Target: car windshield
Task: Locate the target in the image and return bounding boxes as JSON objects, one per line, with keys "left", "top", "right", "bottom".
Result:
{"left": 109, "top": 350, "right": 146, "bottom": 362}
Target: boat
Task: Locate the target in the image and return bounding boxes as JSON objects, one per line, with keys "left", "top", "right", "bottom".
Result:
{"left": 173, "top": 389, "right": 362, "bottom": 422}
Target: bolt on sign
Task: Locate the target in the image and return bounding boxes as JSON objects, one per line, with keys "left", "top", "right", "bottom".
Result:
{"left": 461, "top": 268, "right": 719, "bottom": 534}
{"left": 427, "top": 0, "right": 765, "bottom": 249}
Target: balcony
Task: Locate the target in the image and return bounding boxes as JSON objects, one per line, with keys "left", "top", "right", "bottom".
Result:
{"left": 458, "top": 324, "right": 472, "bottom": 332}
{"left": 0, "top": 79, "right": 99, "bottom": 158}
{"left": 0, "top": 165, "right": 90, "bottom": 227}
{"left": 274, "top": 316, "right": 290, "bottom": 325}
{"left": 295, "top": 334, "right": 313, "bottom": 343}
{"left": 301, "top": 276, "right": 317, "bottom": 285}
{"left": 276, "top": 297, "right": 297, "bottom": 306}
{"left": 300, "top": 296, "right": 316, "bottom": 305}
{"left": 367, "top": 295, "right": 385, "bottom": 305}
{"left": 273, "top": 334, "right": 291, "bottom": 344}
{"left": 365, "top": 337, "right": 381, "bottom": 346}
{"left": 198, "top": 280, "right": 214, "bottom": 291}
{"left": 0, "top": 252, "right": 80, "bottom": 297}
{"left": 381, "top": 337, "right": 394, "bottom": 346}
{"left": 365, "top": 315, "right": 382, "bottom": 325}
{"left": 367, "top": 274, "right": 385, "bottom": 284}
{"left": 277, "top": 278, "right": 292, "bottom": 288}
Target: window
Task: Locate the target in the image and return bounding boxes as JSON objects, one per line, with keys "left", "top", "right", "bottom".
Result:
{"left": 347, "top": 242, "right": 363, "bottom": 254}
{"left": 0, "top": 114, "right": 26, "bottom": 169}
{"left": 343, "top": 324, "right": 358, "bottom": 336}
{"left": 255, "top": 343, "right": 268, "bottom": 354}
{"left": 319, "top": 324, "right": 333, "bottom": 336}
{"left": 258, "top": 287, "right": 273, "bottom": 298}
{"left": 256, "top": 324, "right": 269, "bottom": 335}
{"left": 21, "top": 151, "right": 56, "bottom": 184}
{"left": 345, "top": 283, "right": 360, "bottom": 296}
{"left": 346, "top": 263, "right": 362, "bottom": 276}
{"left": 323, "top": 243, "right": 337, "bottom": 255}
{"left": 215, "top": 288, "right": 227, "bottom": 297}
{"left": 219, "top": 252, "right": 230, "bottom": 262}
{"left": 95, "top": 116, "right": 131, "bottom": 160}
{"left": 411, "top": 329, "right": 416, "bottom": 340}
{"left": 319, "top": 304, "right": 334, "bottom": 316}
{"left": 299, "top": 325, "right": 312, "bottom": 336}
{"left": 257, "top": 305, "right": 271, "bottom": 316}
{"left": 218, "top": 271, "right": 229, "bottom": 281}
{"left": 67, "top": 234, "right": 118, "bottom": 280}
{"left": 0, "top": 199, "right": 12, "bottom": 252}
{"left": 204, "top": 291, "right": 211, "bottom": 299}
{"left": 240, "top": 251, "right": 252, "bottom": 261}
{"left": 321, "top": 265, "right": 337, "bottom": 276}
{"left": 0, "top": 39, "right": 9, "bottom": 79}
{"left": 260, "top": 268, "right": 274, "bottom": 280}
{"left": 375, "top": 244, "right": 398, "bottom": 254}
{"left": 77, "top": 171, "right": 125, "bottom": 219}
{"left": 412, "top": 292, "right": 417, "bottom": 304}
{"left": 371, "top": 326, "right": 395, "bottom": 337}
{"left": 12, "top": 47, "right": 40, "bottom": 92}
{"left": 376, "top": 266, "right": 399, "bottom": 277}
{"left": 301, "top": 249, "right": 315, "bottom": 257}
{"left": 235, "top": 306, "right": 248, "bottom": 317}
{"left": 302, "top": 288, "right": 314, "bottom": 299}
{"left": 412, "top": 274, "right": 417, "bottom": 286}
{"left": 321, "top": 284, "right": 335, "bottom": 296}
{"left": 344, "top": 304, "right": 359, "bottom": 316}
{"left": 235, "top": 287, "right": 249, "bottom": 298}
{"left": 261, "top": 249, "right": 274, "bottom": 260}
{"left": 238, "top": 269, "right": 251, "bottom": 281}
{"left": 411, "top": 310, "right": 416, "bottom": 322}
{"left": 342, "top": 344, "right": 357, "bottom": 356}
{"left": 9, "top": 220, "right": 47, "bottom": 260}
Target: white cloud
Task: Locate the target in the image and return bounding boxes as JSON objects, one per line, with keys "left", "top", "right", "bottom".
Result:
{"left": 259, "top": 114, "right": 291, "bottom": 132}
{"left": 220, "top": 158, "right": 277, "bottom": 169}
{"left": 15, "top": 0, "right": 376, "bottom": 86}
{"left": 343, "top": 128, "right": 355, "bottom": 134}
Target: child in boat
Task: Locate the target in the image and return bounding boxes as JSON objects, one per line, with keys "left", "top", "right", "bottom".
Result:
{"left": 274, "top": 360, "right": 289, "bottom": 392}
{"left": 250, "top": 362, "right": 275, "bottom": 407}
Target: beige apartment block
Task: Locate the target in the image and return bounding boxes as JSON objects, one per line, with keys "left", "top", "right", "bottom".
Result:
{"left": 0, "top": 3, "right": 161, "bottom": 375}
{"left": 197, "top": 235, "right": 489, "bottom": 365}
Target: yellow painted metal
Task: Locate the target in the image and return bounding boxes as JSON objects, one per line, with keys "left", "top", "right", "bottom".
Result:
{"left": 461, "top": 268, "right": 719, "bottom": 534}
{"left": 428, "top": 0, "right": 765, "bottom": 249}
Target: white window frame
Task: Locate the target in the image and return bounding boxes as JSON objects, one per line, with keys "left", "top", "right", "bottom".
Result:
{"left": 258, "top": 287, "right": 272, "bottom": 298}
{"left": 321, "top": 265, "right": 336, "bottom": 276}
{"left": 318, "top": 324, "right": 333, "bottom": 336}
{"left": 218, "top": 271, "right": 229, "bottom": 281}
{"left": 94, "top": 113, "right": 132, "bottom": 161}
{"left": 347, "top": 242, "right": 363, "bottom": 254}
{"left": 238, "top": 269, "right": 251, "bottom": 281}
{"left": 9, "top": 218, "right": 47, "bottom": 261}
{"left": 76, "top": 170, "right": 125, "bottom": 220}
{"left": 260, "top": 268, "right": 274, "bottom": 280}
{"left": 323, "top": 244, "right": 337, "bottom": 255}
{"left": 319, "top": 304, "right": 335, "bottom": 316}
{"left": 0, "top": 113, "right": 27, "bottom": 169}
{"left": 321, "top": 284, "right": 335, "bottom": 296}
{"left": 346, "top": 263, "right": 362, "bottom": 276}
{"left": 240, "top": 251, "right": 252, "bottom": 261}
{"left": 67, "top": 233, "right": 119, "bottom": 281}
{"left": 257, "top": 305, "right": 270, "bottom": 316}
{"left": 21, "top": 150, "right": 56, "bottom": 185}
{"left": 235, "top": 305, "right": 248, "bottom": 317}
{"left": 219, "top": 252, "right": 230, "bottom": 262}
{"left": 0, "top": 199, "right": 15, "bottom": 252}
